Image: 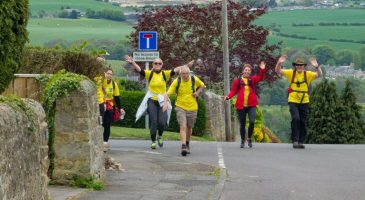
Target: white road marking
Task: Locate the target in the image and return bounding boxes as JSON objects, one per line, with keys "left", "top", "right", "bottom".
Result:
{"left": 217, "top": 143, "right": 226, "bottom": 169}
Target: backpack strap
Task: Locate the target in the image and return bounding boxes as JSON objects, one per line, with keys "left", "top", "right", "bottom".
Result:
{"left": 176, "top": 75, "right": 195, "bottom": 95}
{"left": 148, "top": 70, "right": 167, "bottom": 83}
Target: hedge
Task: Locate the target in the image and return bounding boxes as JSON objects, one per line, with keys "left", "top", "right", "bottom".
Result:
{"left": 0, "top": 0, "right": 29, "bottom": 93}
{"left": 113, "top": 90, "right": 207, "bottom": 136}
{"left": 20, "top": 46, "right": 104, "bottom": 80}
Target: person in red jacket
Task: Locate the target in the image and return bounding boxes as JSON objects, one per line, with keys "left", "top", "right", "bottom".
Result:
{"left": 224, "top": 61, "right": 266, "bottom": 148}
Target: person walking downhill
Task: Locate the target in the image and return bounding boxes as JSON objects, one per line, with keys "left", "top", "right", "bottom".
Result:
{"left": 124, "top": 55, "right": 193, "bottom": 149}
{"left": 275, "top": 55, "right": 321, "bottom": 149}
{"left": 224, "top": 62, "right": 266, "bottom": 148}
{"left": 164, "top": 66, "right": 205, "bottom": 156}
{"left": 102, "top": 68, "right": 125, "bottom": 151}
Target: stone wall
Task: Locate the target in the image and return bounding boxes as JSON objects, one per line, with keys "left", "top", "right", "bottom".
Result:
{"left": 52, "top": 80, "right": 105, "bottom": 184}
{"left": 0, "top": 98, "right": 49, "bottom": 200}
{"left": 203, "top": 92, "right": 238, "bottom": 141}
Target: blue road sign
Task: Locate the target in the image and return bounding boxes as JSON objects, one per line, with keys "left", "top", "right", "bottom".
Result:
{"left": 139, "top": 31, "right": 158, "bottom": 51}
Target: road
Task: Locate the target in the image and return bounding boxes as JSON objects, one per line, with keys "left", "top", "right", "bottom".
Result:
{"left": 110, "top": 140, "right": 365, "bottom": 200}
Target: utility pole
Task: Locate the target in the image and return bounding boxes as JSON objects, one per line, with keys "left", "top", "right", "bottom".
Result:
{"left": 222, "top": 0, "right": 232, "bottom": 141}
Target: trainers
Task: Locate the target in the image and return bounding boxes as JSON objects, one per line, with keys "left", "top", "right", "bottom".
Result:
{"left": 186, "top": 141, "right": 190, "bottom": 154}
{"left": 157, "top": 136, "right": 163, "bottom": 148}
{"left": 103, "top": 142, "right": 109, "bottom": 152}
{"left": 181, "top": 144, "right": 187, "bottom": 156}
{"left": 248, "top": 139, "right": 253, "bottom": 148}
{"left": 151, "top": 142, "right": 157, "bottom": 149}
{"left": 240, "top": 140, "right": 245, "bottom": 148}
{"left": 298, "top": 143, "right": 305, "bottom": 149}
{"left": 293, "top": 142, "right": 300, "bottom": 149}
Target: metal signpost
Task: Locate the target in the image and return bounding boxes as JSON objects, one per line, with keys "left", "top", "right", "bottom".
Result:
{"left": 134, "top": 31, "right": 159, "bottom": 129}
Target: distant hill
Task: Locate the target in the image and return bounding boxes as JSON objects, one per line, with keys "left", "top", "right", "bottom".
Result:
{"left": 256, "top": 8, "right": 365, "bottom": 51}
{"left": 30, "top": 0, "right": 122, "bottom": 14}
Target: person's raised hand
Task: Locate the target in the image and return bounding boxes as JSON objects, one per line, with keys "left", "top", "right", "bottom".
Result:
{"left": 124, "top": 55, "right": 134, "bottom": 63}
{"left": 278, "top": 55, "right": 287, "bottom": 64}
{"left": 309, "top": 57, "right": 319, "bottom": 68}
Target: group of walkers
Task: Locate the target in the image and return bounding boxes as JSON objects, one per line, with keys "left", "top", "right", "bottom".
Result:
{"left": 97, "top": 54, "right": 321, "bottom": 156}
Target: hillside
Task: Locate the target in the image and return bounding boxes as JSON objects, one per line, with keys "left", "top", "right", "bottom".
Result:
{"left": 30, "top": 0, "right": 122, "bottom": 14}
{"left": 256, "top": 9, "right": 365, "bottom": 51}
{"left": 28, "top": 18, "right": 133, "bottom": 45}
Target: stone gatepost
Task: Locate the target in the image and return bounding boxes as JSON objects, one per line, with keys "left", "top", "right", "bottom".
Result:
{"left": 51, "top": 80, "right": 105, "bottom": 184}
{"left": 0, "top": 98, "right": 49, "bottom": 200}
{"left": 203, "top": 91, "right": 239, "bottom": 141}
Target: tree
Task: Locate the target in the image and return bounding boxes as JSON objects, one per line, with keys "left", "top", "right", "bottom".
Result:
{"left": 307, "top": 79, "right": 339, "bottom": 144}
{"left": 312, "top": 45, "right": 336, "bottom": 65}
{"left": 358, "top": 46, "right": 365, "bottom": 70}
{"left": 268, "top": 0, "right": 278, "bottom": 7}
{"left": 130, "top": 1, "right": 281, "bottom": 85}
{"left": 338, "top": 80, "right": 365, "bottom": 143}
{"left": 336, "top": 50, "right": 354, "bottom": 66}
{"left": 69, "top": 10, "right": 79, "bottom": 19}
{"left": 0, "top": 0, "right": 29, "bottom": 93}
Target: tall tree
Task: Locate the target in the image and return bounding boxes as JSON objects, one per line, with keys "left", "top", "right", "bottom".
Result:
{"left": 338, "top": 80, "right": 365, "bottom": 143}
{"left": 358, "top": 47, "right": 365, "bottom": 70}
{"left": 336, "top": 50, "right": 355, "bottom": 66}
{"left": 130, "top": 1, "right": 281, "bottom": 85}
{"left": 0, "top": 0, "right": 29, "bottom": 93}
{"left": 307, "top": 79, "right": 339, "bottom": 144}
{"left": 312, "top": 45, "right": 336, "bottom": 65}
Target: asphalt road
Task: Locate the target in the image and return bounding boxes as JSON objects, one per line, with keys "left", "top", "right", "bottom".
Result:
{"left": 110, "top": 140, "right": 365, "bottom": 200}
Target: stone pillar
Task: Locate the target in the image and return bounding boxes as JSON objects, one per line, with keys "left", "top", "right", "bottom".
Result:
{"left": 52, "top": 80, "right": 105, "bottom": 185}
{"left": 0, "top": 98, "right": 49, "bottom": 200}
{"left": 203, "top": 92, "right": 239, "bottom": 141}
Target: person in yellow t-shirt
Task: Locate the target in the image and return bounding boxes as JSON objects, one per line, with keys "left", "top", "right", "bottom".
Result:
{"left": 124, "top": 55, "right": 194, "bottom": 149}
{"left": 164, "top": 66, "right": 205, "bottom": 156}
{"left": 275, "top": 55, "right": 322, "bottom": 149}
{"left": 102, "top": 68, "right": 125, "bottom": 146}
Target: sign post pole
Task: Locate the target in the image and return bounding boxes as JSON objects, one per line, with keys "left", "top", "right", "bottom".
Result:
{"left": 145, "top": 62, "right": 149, "bottom": 130}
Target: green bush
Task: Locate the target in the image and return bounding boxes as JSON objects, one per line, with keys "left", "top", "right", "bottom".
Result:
{"left": 0, "top": 0, "right": 29, "bottom": 93}
{"left": 20, "top": 46, "right": 104, "bottom": 80}
{"left": 114, "top": 91, "right": 206, "bottom": 136}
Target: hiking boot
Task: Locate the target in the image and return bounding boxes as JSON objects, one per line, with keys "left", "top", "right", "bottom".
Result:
{"left": 157, "top": 136, "right": 163, "bottom": 148}
{"left": 186, "top": 141, "right": 190, "bottom": 154}
{"left": 240, "top": 140, "right": 245, "bottom": 148}
{"left": 298, "top": 143, "right": 305, "bottom": 149}
{"left": 151, "top": 142, "right": 157, "bottom": 149}
{"left": 293, "top": 142, "right": 300, "bottom": 149}
{"left": 181, "top": 144, "right": 188, "bottom": 156}
{"left": 248, "top": 139, "right": 253, "bottom": 148}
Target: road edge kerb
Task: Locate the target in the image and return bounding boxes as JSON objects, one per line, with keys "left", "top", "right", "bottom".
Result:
{"left": 67, "top": 188, "right": 91, "bottom": 200}
{"left": 211, "top": 167, "right": 227, "bottom": 200}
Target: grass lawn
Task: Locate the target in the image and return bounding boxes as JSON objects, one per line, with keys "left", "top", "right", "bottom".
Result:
{"left": 256, "top": 8, "right": 365, "bottom": 51}
{"left": 110, "top": 126, "right": 215, "bottom": 141}
{"left": 27, "top": 18, "right": 133, "bottom": 45}
{"left": 30, "top": 0, "right": 123, "bottom": 14}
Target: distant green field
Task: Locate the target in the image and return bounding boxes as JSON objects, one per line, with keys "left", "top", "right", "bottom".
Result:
{"left": 30, "top": 0, "right": 122, "bottom": 14}
{"left": 28, "top": 18, "right": 133, "bottom": 45}
{"left": 256, "top": 9, "right": 365, "bottom": 51}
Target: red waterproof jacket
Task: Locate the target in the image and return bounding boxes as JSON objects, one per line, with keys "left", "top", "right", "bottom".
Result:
{"left": 226, "top": 68, "right": 265, "bottom": 109}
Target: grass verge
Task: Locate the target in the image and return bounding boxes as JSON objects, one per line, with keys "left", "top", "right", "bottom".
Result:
{"left": 111, "top": 126, "right": 215, "bottom": 141}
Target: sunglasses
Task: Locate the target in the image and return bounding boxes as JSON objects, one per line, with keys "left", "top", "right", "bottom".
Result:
{"left": 295, "top": 64, "right": 305, "bottom": 66}
{"left": 153, "top": 62, "right": 163, "bottom": 65}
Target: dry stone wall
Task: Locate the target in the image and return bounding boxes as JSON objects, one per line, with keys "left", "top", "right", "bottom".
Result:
{"left": 0, "top": 98, "right": 49, "bottom": 200}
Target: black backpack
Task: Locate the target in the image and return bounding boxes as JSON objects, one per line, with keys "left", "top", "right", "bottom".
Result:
{"left": 148, "top": 70, "right": 167, "bottom": 83}
{"left": 176, "top": 75, "right": 196, "bottom": 95}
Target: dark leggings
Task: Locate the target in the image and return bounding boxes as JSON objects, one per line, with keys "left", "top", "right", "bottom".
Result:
{"left": 147, "top": 99, "right": 167, "bottom": 142}
{"left": 289, "top": 103, "right": 309, "bottom": 143}
{"left": 103, "top": 109, "right": 113, "bottom": 142}
{"left": 237, "top": 107, "right": 256, "bottom": 141}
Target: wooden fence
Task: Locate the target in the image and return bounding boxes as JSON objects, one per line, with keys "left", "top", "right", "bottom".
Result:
{"left": 2, "top": 74, "right": 41, "bottom": 101}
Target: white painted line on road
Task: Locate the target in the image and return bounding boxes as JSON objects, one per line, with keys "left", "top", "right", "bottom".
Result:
{"left": 217, "top": 143, "right": 226, "bottom": 169}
